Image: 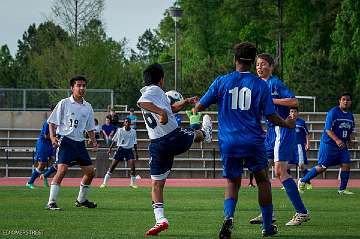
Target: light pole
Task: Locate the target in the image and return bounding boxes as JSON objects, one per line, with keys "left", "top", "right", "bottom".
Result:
{"left": 169, "top": 5, "right": 183, "bottom": 91}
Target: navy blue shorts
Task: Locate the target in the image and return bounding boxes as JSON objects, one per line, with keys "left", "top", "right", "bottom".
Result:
{"left": 55, "top": 136, "right": 92, "bottom": 166}
{"left": 35, "top": 139, "right": 55, "bottom": 163}
{"left": 149, "top": 128, "right": 195, "bottom": 180}
{"left": 265, "top": 126, "right": 295, "bottom": 162}
{"left": 221, "top": 145, "right": 269, "bottom": 179}
{"left": 113, "top": 147, "right": 135, "bottom": 161}
{"left": 317, "top": 142, "right": 351, "bottom": 168}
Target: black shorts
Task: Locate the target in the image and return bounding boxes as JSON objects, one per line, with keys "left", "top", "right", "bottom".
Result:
{"left": 55, "top": 136, "right": 92, "bottom": 166}
{"left": 113, "top": 147, "right": 135, "bottom": 161}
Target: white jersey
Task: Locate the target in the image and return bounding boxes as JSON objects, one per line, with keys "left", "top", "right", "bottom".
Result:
{"left": 137, "top": 85, "right": 178, "bottom": 140}
{"left": 48, "top": 95, "right": 96, "bottom": 141}
{"left": 113, "top": 126, "right": 137, "bottom": 148}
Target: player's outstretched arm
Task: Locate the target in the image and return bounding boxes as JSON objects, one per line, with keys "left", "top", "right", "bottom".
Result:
{"left": 273, "top": 98, "right": 298, "bottom": 107}
{"left": 87, "top": 131, "right": 98, "bottom": 151}
{"left": 266, "top": 113, "right": 296, "bottom": 129}
{"left": 171, "top": 96, "right": 199, "bottom": 113}
{"left": 138, "top": 102, "right": 168, "bottom": 124}
{"left": 194, "top": 102, "right": 206, "bottom": 113}
{"left": 49, "top": 123, "right": 59, "bottom": 148}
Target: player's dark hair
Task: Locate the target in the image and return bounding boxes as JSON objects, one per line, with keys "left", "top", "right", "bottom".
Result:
{"left": 105, "top": 116, "right": 111, "bottom": 120}
{"left": 290, "top": 106, "right": 299, "bottom": 111}
{"left": 143, "top": 63, "right": 164, "bottom": 86}
{"left": 256, "top": 53, "right": 274, "bottom": 66}
{"left": 70, "top": 75, "right": 87, "bottom": 87}
{"left": 338, "top": 92, "right": 352, "bottom": 100}
{"left": 234, "top": 42, "right": 257, "bottom": 66}
{"left": 125, "top": 117, "right": 131, "bottom": 124}
{"left": 49, "top": 103, "right": 56, "bottom": 111}
{"left": 130, "top": 108, "right": 134, "bottom": 112}
{"left": 94, "top": 118, "right": 98, "bottom": 124}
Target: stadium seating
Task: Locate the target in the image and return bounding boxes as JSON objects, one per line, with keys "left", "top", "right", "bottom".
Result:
{"left": 0, "top": 111, "right": 359, "bottom": 179}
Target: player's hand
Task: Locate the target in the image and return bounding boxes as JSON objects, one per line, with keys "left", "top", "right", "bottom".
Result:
{"left": 90, "top": 140, "right": 98, "bottom": 151}
{"left": 336, "top": 139, "right": 345, "bottom": 149}
{"left": 107, "top": 149, "right": 112, "bottom": 156}
{"left": 284, "top": 118, "right": 296, "bottom": 129}
{"left": 305, "top": 144, "right": 310, "bottom": 151}
{"left": 159, "top": 109, "right": 168, "bottom": 125}
{"left": 186, "top": 96, "right": 199, "bottom": 105}
{"left": 50, "top": 136, "right": 59, "bottom": 148}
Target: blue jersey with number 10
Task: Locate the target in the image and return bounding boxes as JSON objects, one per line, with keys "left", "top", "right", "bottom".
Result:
{"left": 199, "top": 71, "right": 275, "bottom": 157}
{"left": 321, "top": 106, "right": 355, "bottom": 146}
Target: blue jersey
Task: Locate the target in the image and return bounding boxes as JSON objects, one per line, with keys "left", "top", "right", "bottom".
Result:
{"left": 264, "top": 76, "right": 295, "bottom": 127}
{"left": 38, "top": 120, "right": 51, "bottom": 142}
{"left": 200, "top": 71, "right": 275, "bottom": 157}
{"left": 295, "top": 118, "right": 308, "bottom": 145}
{"left": 321, "top": 106, "right": 355, "bottom": 146}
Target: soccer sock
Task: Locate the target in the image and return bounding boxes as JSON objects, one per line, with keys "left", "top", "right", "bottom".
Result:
{"left": 339, "top": 170, "right": 350, "bottom": 191}
{"left": 152, "top": 202, "right": 166, "bottom": 223}
{"left": 302, "top": 169, "right": 309, "bottom": 178}
{"left": 224, "top": 198, "right": 237, "bottom": 219}
{"left": 43, "top": 166, "right": 57, "bottom": 178}
{"left": 48, "top": 183, "right": 60, "bottom": 204}
{"left": 103, "top": 172, "right": 112, "bottom": 185}
{"left": 77, "top": 184, "right": 90, "bottom": 203}
{"left": 130, "top": 176, "right": 136, "bottom": 185}
{"left": 301, "top": 167, "right": 318, "bottom": 183}
{"left": 282, "top": 178, "right": 307, "bottom": 214}
{"left": 28, "top": 168, "right": 42, "bottom": 184}
{"left": 261, "top": 204, "right": 273, "bottom": 232}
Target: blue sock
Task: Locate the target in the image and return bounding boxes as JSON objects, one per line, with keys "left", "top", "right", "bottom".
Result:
{"left": 282, "top": 178, "right": 307, "bottom": 214}
{"left": 43, "top": 166, "right": 57, "bottom": 178}
{"left": 301, "top": 167, "right": 318, "bottom": 183}
{"left": 339, "top": 171, "right": 350, "bottom": 191}
{"left": 28, "top": 168, "right": 41, "bottom": 184}
{"left": 261, "top": 204, "right": 273, "bottom": 232}
{"left": 224, "top": 198, "right": 237, "bottom": 219}
{"left": 302, "top": 169, "right": 309, "bottom": 177}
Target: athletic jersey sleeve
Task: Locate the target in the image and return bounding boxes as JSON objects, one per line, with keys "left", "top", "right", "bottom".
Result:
{"left": 132, "top": 129, "right": 137, "bottom": 145}
{"left": 304, "top": 120, "right": 309, "bottom": 135}
{"left": 260, "top": 83, "right": 276, "bottom": 116}
{"left": 324, "top": 109, "right": 334, "bottom": 131}
{"left": 112, "top": 128, "right": 121, "bottom": 142}
{"left": 199, "top": 76, "right": 221, "bottom": 108}
{"left": 277, "top": 79, "right": 295, "bottom": 99}
{"left": 47, "top": 100, "right": 64, "bottom": 126}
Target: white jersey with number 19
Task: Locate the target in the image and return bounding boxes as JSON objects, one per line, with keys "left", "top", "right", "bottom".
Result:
{"left": 137, "top": 85, "right": 178, "bottom": 140}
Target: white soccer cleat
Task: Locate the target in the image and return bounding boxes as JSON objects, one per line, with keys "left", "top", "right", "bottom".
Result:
{"left": 338, "top": 189, "right": 354, "bottom": 195}
{"left": 99, "top": 183, "right": 107, "bottom": 188}
{"left": 285, "top": 211, "right": 311, "bottom": 226}
{"left": 201, "top": 114, "right": 212, "bottom": 143}
{"left": 298, "top": 178, "right": 306, "bottom": 194}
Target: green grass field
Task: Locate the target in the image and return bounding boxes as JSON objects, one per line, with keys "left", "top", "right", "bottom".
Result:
{"left": 1, "top": 186, "right": 360, "bottom": 239}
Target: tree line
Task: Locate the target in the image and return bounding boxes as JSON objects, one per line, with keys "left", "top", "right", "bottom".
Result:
{"left": 0, "top": 0, "right": 359, "bottom": 112}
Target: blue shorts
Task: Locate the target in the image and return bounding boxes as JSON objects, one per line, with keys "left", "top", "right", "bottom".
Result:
{"left": 35, "top": 139, "right": 55, "bottom": 163}
{"left": 290, "top": 144, "right": 308, "bottom": 165}
{"left": 221, "top": 145, "right": 268, "bottom": 179}
{"left": 149, "top": 128, "right": 195, "bottom": 180}
{"left": 113, "top": 147, "right": 135, "bottom": 161}
{"left": 265, "top": 126, "right": 295, "bottom": 162}
{"left": 317, "top": 142, "right": 351, "bottom": 168}
{"left": 55, "top": 136, "right": 92, "bottom": 166}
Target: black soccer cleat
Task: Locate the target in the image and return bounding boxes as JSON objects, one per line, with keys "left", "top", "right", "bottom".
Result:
{"left": 262, "top": 224, "right": 278, "bottom": 237}
{"left": 219, "top": 218, "right": 233, "bottom": 239}
{"left": 75, "top": 199, "right": 97, "bottom": 208}
{"left": 46, "top": 202, "right": 62, "bottom": 210}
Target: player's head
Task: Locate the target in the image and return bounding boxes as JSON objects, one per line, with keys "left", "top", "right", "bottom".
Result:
{"left": 70, "top": 75, "right": 87, "bottom": 98}
{"left": 234, "top": 42, "right": 257, "bottom": 68}
{"left": 289, "top": 106, "right": 299, "bottom": 119}
{"left": 143, "top": 63, "right": 164, "bottom": 88}
{"left": 124, "top": 117, "right": 131, "bottom": 129}
{"left": 105, "top": 116, "right": 111, "bottom": 124}
{"left": 338, "top": 92, "right": 352, "bottom": 111}
{"left": 256, "top": 53, "right": 274, "bottom": 79}
{"left": 129, "top": 108, "right": 135, "bottom": 114}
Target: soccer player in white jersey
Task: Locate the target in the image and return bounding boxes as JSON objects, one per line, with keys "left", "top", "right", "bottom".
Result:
{"left": 46, "top": 76, "right": 98, "bottom": 210}
{"left": 100, "top": 118, "right": 139, "bottom": 188}
{"left": 137, "top": 63, "right": 212, "bottom": 236}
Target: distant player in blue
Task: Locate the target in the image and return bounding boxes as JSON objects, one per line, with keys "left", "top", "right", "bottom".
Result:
{"left": 195, "top": 43, "right": 296, "bottom": 238}
{"left": 26, "top": 105, "right": 56, "bottom": 189}
{"left": 288, "top": 107, "right": 311, "bottom": 189}
{"left": 299, "top": 93, "right": 355, "bottom": 195}
{"left": 250, "top": 53, "right": 310, "bottom": 227}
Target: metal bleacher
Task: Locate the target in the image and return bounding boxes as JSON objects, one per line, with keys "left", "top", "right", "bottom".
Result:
{"left": 0, "top": 111, "right": 359, "bottom": 179}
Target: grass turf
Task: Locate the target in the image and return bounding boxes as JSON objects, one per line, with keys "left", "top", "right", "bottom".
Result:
{"left": 1, "top": 186, "right": 359, "bottom": 238}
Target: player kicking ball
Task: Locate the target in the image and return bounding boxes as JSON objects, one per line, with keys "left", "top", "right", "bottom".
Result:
{"left": 100, "top": 118, "right": 139, "bottom": 188}
{"left": 137, "top": 63, "right": 212, "bottom": 236}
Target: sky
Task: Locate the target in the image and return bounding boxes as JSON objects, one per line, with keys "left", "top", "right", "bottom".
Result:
{"left": 0, "top": 0, "right": 174, "bottom": 56}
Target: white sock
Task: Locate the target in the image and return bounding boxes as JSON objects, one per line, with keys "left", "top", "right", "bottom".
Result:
{"left": 153, "top": 202, "right": 166, "bottom": 223}
{"left": 130, "top": 176, "right": 136, "bottom": 185}
{"left": 48, "top": 184, "right": 60, "bottom": 205}
{"left": 103, "top": 172, "right": 111, "bottom": 185}
{"left": 77, "top": 184, "right": 90, "bottom": 203}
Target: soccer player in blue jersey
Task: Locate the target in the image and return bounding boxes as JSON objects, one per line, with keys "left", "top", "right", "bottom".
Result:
{"left": 137, "top": 63, "right": 212, "bottom": 236}
{"left": 26, "top": 105, "right": 56, "bottom": 189}
{"left": 250, "top": 54, "right": 310, "bottom": 226}
{"left": 298, "top": 93, "right": 355, "bottom": 195}
{"left": 195, "top": 42, "right": 296, "bottom": 238}
{"left": 46, "top": 76, "right": 98, "bottom": 210}
{"left": 288, "top": 107, "right": 312, "bottom": 189}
